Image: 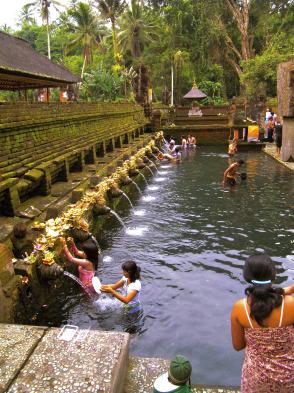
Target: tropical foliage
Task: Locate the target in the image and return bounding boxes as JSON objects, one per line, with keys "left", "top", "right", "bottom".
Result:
{"left": 0, "top": 0, "right": 293, "bottom": 103}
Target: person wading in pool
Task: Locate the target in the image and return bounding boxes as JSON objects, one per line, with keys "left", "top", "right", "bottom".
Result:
{"left": 223, "top": 159, "right": 244, "bottom": 186}
{"left": 101, "top": 261, "right": 142, "bottom": 313}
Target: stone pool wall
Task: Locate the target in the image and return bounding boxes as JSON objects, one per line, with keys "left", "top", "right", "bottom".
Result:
{"left": 0, "top": 102, "right": 148, "bottom": 216}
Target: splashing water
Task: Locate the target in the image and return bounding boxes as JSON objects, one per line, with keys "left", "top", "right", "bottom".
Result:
{"left": 158, "top": 171, "right": 170, "bottom": 175}
{"left": 63, "top": 271, "right": 92, "bottom": 296}
{"left": 160, "top": 165, "right": 170, "bottom": 169}
{"left": 147, "top": 186, "right": 159, "bottom": 191}
{"left": 139, "top": 172, "right": 149, "bottom": 186}
{"left": 121, "top": 192, "right": 134, "bottom": 208}
{"left": 103, "top": 256, "right": 113, "bottom": 263}
{"left": 94, "top": 294, "right": 122, "bottom": 311}
{"left": 142, "top": 195, "right": 156, "bottom": 202}
{"left": 109, "top": 209, "right": 126, "bottom": 229}
{"left": 126, "top": 226, "right": 149, "bottom": 236}
{"left": 155, "top": 177, "right": 167, "bottom": 182}
{"left": 133, "top": 209, "right": 146, "bottom": 216}
{"left": 130, "top": 179, "right": 143, "bottom": 195}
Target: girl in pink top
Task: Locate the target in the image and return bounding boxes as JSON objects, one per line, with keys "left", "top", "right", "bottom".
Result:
{"left": 60, "top": 237, "right": 99, "bottom": 292}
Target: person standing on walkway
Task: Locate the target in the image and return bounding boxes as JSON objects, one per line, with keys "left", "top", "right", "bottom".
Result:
{"left": 274, "top": 118, "right": 283, "bottom": 156}
{"left": 231, "top": 254, "right": 294, "bottom": 393}
{"left": 267, "top": 117, "right": 274, "bottom": 142}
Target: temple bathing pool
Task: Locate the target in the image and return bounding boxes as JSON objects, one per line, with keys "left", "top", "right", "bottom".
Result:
{"left": 20, "top": 147, "right": 294, "bottom": 386}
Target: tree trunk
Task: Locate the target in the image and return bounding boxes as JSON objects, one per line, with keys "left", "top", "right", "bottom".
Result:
{"left": 138, "top": 64, "right": 142, "bottom": 101}
{"left": 81, "top": 55, "right": 87, "bottom": 79}
{"left": 111, "top": 19, "right": 118, "bottom": 62}
{"left": 225, "top": 0, "right": 252, "bottom": 61}
{"left": 46, "top": 13, "right": 51, "bottom": 60}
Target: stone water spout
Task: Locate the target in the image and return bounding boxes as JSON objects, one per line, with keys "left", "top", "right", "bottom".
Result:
{"left": 107, "top": 185, "right": 124, "bottom": 199}
{"left": 93, "top": 203, "right": 111, "bottom": 216}
{"left": 120, "top": 175, "right": 133, "bottom": 186}
{"left": 136, "top": 158, "right": 146, "bottom": 170}
{"left": 128, "top": 168, "right": 140, "bottom": 177}
{"left": 38, "top": 260, "right": 64, "bottom": 281}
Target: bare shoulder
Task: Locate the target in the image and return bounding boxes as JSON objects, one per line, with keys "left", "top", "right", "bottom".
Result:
{"left": 284, "top": 295, "right": 294, "bottom": 306}
{"left": 231, "top": 298, "right": 244, "bottom": 316}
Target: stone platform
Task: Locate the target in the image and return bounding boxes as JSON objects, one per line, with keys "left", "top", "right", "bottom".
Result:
{"left": 0, "top": 324, "right": 129, "bottom": 393}
{"left": 264, "top": 143, "right": 294, "bottom": 171}
{"left": 0, "top": 324, "right": 240, "bottom": 393}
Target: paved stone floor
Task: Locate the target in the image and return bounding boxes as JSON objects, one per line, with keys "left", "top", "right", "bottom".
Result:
{"left": 1, "top": 324, "right": 129, "bottom": 393}
{"left": 263, "top": 144, "right": 294, "bottom": 171}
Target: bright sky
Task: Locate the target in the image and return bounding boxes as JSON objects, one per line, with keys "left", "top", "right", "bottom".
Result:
{"left": 0, "top": 0, "right": 71, "bottom": 29}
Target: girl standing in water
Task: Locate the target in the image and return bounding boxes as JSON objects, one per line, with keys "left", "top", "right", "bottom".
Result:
{"left": 101, "top": 261, "right": 142, "bottom": 313}
{"left": 231, "top": 254, "right": 294, "bottom": 392}
{"left": 60, "top": 237, "right": 99, "bottom": 292}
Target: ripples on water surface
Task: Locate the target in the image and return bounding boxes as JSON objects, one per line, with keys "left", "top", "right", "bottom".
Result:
{"left": 24, "top": 147, "right": 294, "bottom": 386}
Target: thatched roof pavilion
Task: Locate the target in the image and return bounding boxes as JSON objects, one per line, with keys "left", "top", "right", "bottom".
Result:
{"left": 183, "top": 82, "right": 207, "bottom": 100}
{"left": 0, "top": 32, "right": 80, "bottom": 90}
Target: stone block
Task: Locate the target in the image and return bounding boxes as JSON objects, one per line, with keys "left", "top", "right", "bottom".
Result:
{"left": 7, "top": 328, "right": 130, "bottom": 393}
{"left": 0, "top": 324, "right": 46, "bottom": 389}
{"left": 0, "top": 243, "right": 14, "bottom": 285}
{"left": 24, "top": 168, "right": 44, "bottom": 183}
{"left": 277, "top": 60, "right": 294, "bottom": 117}
{"left": 71, "top": 189, "right": 84, "bottom": 203}
{"left": 107, "top": 166, "right": 115, "bottom": 176}
{"left": 45, "top": 206, "right": 60, "bottom": 220}
{"left": 89, "top": 175, "right": 101, "bottom": 188}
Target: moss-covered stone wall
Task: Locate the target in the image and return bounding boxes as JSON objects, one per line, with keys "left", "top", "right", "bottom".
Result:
{"left": 0, "top": 102, "right": 149, "bottom": 216}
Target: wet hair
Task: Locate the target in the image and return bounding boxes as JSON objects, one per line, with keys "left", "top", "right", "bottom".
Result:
{"left": 13, "top": 222, "right": 28, "bottom": 239}
{"left": 175, "top": 147, "right": 180, "bottom": 153}
{"left": 122, "top": 260, "right": 141, "bottom": 283}
{"left": 81, "top": 237, "right": 99, "bottom": 270}
{"left": 243, "top": 255, "right": 283, "bottom": 326}
{"left": 237, "top": 159, "right": 244, "bottom": 165}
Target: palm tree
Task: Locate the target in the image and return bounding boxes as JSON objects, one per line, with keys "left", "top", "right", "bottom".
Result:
{"left": 19, "top": 4, "right": 36, "bottom": 26}
{"left": 65, "top": 2, "right": 107, "bottom": 78}
{"left": 26, "top": 0, "right": 63, "bottom": 59}
{"left": 96, "top": 0, "right": 126, "bottom": 63}
{"left": 118, "top": 0, "right": 158, "bottom": 102}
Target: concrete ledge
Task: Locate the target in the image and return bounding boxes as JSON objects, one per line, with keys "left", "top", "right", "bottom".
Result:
{"left": 264, "top": 144, "right": 294, "bottom": 171}
{"left": 0, "top": 324, "right": 47, "bottom": 392}
{"left": 3, "top": 325, "right": 130, "bottom": 393}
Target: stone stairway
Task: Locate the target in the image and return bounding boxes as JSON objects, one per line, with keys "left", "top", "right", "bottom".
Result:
{"left": 0, "top": 324, "right": 240, "bottom": 393}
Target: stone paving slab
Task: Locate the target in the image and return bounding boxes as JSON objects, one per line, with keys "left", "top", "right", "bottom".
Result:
{"left": 124, "top": 357, "right": 240, "bottom": 393}
{"left": 0, "top": 324, "right": 46, "bottom": 393}
{"left": 7, "top": 328, "right": 130, "bottom": 393}
{"left": 264, "top": 144, "right": 294, "bottom": 171}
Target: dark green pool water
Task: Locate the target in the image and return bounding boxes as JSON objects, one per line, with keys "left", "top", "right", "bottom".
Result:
{"left": 24, "top": 147, "right": 294, "bottom": 386}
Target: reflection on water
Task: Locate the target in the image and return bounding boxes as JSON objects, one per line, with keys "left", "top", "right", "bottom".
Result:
{"left": 17, "top": 147, "right": 294, "bottom": 386}
{"left": 133, "top": 209, "right": 146, "bottom": 216}
{"left": 126, "top": 226, "right": 149, "bottom": 236}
